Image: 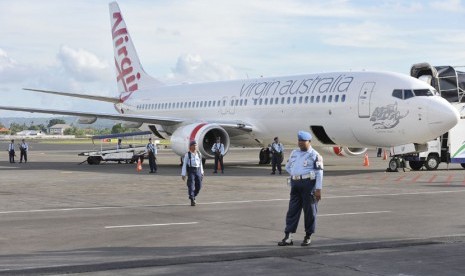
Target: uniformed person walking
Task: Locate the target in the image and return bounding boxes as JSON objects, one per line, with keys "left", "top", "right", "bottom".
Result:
{"left": 278, "top": 131, "right": 323, "bottom": 246}
{"left": 146, "top": 138, "right": 157, "bottom": 173}
{"left": 19, "top": 139, "right": 29, "bottom": 163}
{"left": 8, "top": 139, "right": 15, "bottom": 163}
{"left": 211, "top": 137, "right": 225, "bottom": 173}
{"left": 181, "top": 140, "right": 204, "bottom": 206}
{"left": 270, "top": 137, "right": 284, "bottom": 175}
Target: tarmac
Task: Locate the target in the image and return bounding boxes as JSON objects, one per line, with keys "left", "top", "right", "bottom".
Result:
{"left": 1, "top": 141, "right": 465, "bottom": 275}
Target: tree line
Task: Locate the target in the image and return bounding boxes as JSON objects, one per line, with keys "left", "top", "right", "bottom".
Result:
{"left": 1, "top": 119, "right": 137, "bottom": 137}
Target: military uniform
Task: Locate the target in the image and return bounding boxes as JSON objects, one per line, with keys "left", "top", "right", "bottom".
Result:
{"left": 146, "top": 138, "right": 157, "bottom": 173}
{"left": 8, "top": 140, "right": 15, "bottom": 163}
{"left": 270, "top": 137, "right": 284, "bottom": 174}
{"left": 211, "top": 140, "right": 225, "bottom": 173}
{"left": 182, "top": 141, "right": 204, "bottom": 206}
{"left": 19, "top": 140, "right": 28, "bottom": 163}
{"left": 278, "top": 131, "right": 323, "bottom": 246}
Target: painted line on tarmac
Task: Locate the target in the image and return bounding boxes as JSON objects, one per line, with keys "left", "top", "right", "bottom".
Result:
{"left": 319, "top": 211, "right": 391, "bottom": 217}
{"left": 1, "top": 190, "right": 465, "bottom": 215}
{"left": 105, "top": 222, "right": 198, "bottom": 229}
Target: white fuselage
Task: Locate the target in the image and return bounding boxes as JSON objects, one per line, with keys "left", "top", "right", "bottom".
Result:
{"left": 118, "top": 71, "right": 458, "bottom": 148}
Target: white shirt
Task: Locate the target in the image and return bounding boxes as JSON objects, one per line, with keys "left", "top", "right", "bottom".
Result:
{"left": 20, "top": 142, "right": 28, "bottom": 151}
{"left": 181, "top": 151, "right": 204, "bottom": 176}
{"left": 8, "top": 143, "right": 14, "bottom": 151}
{"left": 285, "top": 147, "right": 324, "bottom": 189}
{"left": 211, "top": 143, "right": 225, "bottom": 155}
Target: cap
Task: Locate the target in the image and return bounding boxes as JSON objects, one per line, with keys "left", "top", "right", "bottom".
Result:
{"left": 149, "top": 137, "right": 152, "bottom": 140}
{"left": 274, "top": 137, "right": 278, "bottom": 140}
{"left": 298, "top": 131, "right": 312, "bottom": 141}
{"left": 189, "top": 140, "right": 197, "bottom": 146}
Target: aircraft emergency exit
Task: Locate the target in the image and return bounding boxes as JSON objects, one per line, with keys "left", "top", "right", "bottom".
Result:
{"left": 0, "top": 1, "right": 459, "bottom": 160}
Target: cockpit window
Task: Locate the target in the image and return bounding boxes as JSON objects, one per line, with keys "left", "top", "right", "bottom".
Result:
{"left": 392, "top": 89, "right": 403, "bottom": 99}
{"left": 413, "top": 89, "right": 435, "bottom": 96}
{"left": 404, "top": 89, "right": 414, "bottom": 99}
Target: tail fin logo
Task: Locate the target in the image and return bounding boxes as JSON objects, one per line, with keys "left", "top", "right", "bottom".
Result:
{"left": 112, "top": 11, "right": 140, "bottom": 102}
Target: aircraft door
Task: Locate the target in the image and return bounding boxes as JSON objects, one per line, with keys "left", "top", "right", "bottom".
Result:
{"left": 358, "top": 82, "right": 375, "bottom": 118}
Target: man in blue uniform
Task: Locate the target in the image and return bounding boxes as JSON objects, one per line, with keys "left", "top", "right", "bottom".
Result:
{"left": 211, "top": 137, "right": 225, "bottom": 174}
{"left": 8, "top": 139, "right": 15, "bottom": 163}
{"left": 270, "top": 137, "right": 284, "bottom": 175}
{"left": 19, "top": 139, "right": 29, "bottom": 163}
{"left": 146, "top": 138, "right": 157, "bottom": 173}
{"left": 181, "top": 140, "right": 204, "bottom": 206}
{"left": 278, "top": 131, "right": 323, "bottom": 246}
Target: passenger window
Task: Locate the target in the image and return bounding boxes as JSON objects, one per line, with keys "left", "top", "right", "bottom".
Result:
{"left": 244, "top": 99, "right": 248, "bottom": 105}
{"left": 304, "top": 96, "right": 308, "bottom": 103}
{"left": 275, "top": 98, "right": 279, "bottom": 104}
{"left": 335, "top": 95, "right": 339, "bottom": 102}
{"left": 281, "top": 97, "right": 285, "bottom": 104}
{"left": 328, "top": 95, "right": 332, "bottom": 102}
{"left": 404, "top": 89, "right": 414, "bottom": 99}
{"left": 287, "top": 97, "right": 291, "bottom": 104}
{"left": 316, "top": 96, "right": 320, "bottom": 103}
{"left": 341, "top": 94, "right": 346, "bottom": 102}
{"left": 322, "top": 95, "right": 326, "bottom": 103}
{"left": 264, "top": 98, "right": 268, "bottom": 105}
{"left": 392, "top": 89, "right": 403, "bottom": 99}
{"left": 310, "top": 96, "right": 314, "bottom": 103}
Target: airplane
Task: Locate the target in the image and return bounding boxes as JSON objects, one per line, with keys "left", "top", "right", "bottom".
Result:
{"left": 0, "top": 1, "right": 460, "bottom": 161}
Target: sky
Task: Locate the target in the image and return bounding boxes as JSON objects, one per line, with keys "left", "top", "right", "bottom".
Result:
{"left": 1, "top": 0, "right": 465, "bottom": 118}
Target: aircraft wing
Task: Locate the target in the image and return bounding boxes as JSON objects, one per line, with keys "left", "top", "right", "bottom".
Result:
{"left": 0, "top": 106, "right": 183, "bottom": 126}
{"left": 0, "top": 105, "right": 255, "bottom": 133}
{"left": 23, "top": 88, "right": 121, "bottom": 104}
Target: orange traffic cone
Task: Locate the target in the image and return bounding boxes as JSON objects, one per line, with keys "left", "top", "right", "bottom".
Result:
{"left": 136, "top": 158, "right": 142, "bottom": 172}
{"left": 383, "top": 150, "right": 388, "bottom": 160}
{"left": 363, "top": 153, "right": 369, "bottom": 167}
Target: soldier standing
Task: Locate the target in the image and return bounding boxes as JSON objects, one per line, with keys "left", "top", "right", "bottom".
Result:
{"left": 8, "top": 139, "right": 15, "bottom": 163}
{"left": 211, "top": 137, "right": 225, "bottom": 174}
{"left": 278, "top": 131, "right": 323, "bottom": 247}
{"left": 146, "top": 138, "right": 157, "bottom": 173}
{"left": 270, "top": 137, "right": 284, "bottom": 175}
{"left": 19, "top": 139, "right": 28, "bottom": 163}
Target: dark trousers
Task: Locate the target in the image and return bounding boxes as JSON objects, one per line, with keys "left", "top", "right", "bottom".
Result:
{"left": 187, "top": 167, "right": 202, "bottom": 199}
{"left": 214, "top": 154, "right": 224, "bottom": 172}
{"left": 9, "top": 150, "right": 15, "bottom": 163}
{"left": 271, "top": 154, "right": 282, "bottom": 173}
{"left": 285, "top": 178, "right": 318, "bottom": 234}
{"left": 20, "top": 150, "right": 27, "bottom": 163}
{"left": 148, "top": 153, "right": 157, "bottom": 172}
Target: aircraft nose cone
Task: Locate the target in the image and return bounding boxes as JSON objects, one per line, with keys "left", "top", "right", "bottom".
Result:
{"left": 427, "top": 98, "right": 459, "bottom": 136}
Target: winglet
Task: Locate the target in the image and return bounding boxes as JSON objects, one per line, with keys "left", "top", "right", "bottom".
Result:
{"left": 109, "top": 2, "right": 162, "bottom": 102}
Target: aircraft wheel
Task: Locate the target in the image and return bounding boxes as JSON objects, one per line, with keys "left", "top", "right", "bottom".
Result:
{"left": 461, "top": 163, "right": 465, "bottom": 169}
{"left": 87, "top": 156, "right": 101, "bottom": 165}
{"left": 388, "top": 158, "right": 399, "bottom": 172}
{"left": 425, "top": 155, "right": 439, "bottom": 171}
{"left": 409, "top": 161, "right": 423, "bottom": 171}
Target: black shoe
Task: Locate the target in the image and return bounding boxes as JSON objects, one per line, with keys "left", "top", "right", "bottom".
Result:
{"left": 278, "top": 238, "right": 293, "bottom": 246}
{"left": 271, "top": 172, "right": 275, "bottom": 175}
{"left": 149, "top": 171, "right": 154, "bottom": 173}
{"left": 279, "top": 171, "right": 282, "bottom": 175}
{"left": 190, "top": 199, "right": 196, "bottom": 206}
{"left": 301, "top": 235, "right": 311, "bottom": 246}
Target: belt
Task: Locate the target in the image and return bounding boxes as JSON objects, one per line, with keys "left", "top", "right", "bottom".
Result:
{"left": 291, "top": 173, "right": 313, "bottom": 180}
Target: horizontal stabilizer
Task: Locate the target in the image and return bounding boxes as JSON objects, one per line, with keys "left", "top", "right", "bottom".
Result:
{"left": 23, "top": 88, "right": 121, "bottom": 104}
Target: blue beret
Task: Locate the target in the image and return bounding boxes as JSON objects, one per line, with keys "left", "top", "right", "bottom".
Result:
{"left": 298, "top": 131, "right": 312, "bottom": 141}
{"left": 189, "top": 140, "right": 197, "bottom": 146}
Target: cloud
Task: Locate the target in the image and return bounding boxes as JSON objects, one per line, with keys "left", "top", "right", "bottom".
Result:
{"left": 319, "top": 21, "right": 409, "bottom": 49}
{"left": 430, "top": 0, "right": 465, "bottom": 12}
{"left": 164, "top": 53, "right": 238, "bottom": 83}
{"left": 0, "top": 48, "right": 36, "bottom": 83}
{"left": 57, "top": 45, "right": 111, "bottom": 82}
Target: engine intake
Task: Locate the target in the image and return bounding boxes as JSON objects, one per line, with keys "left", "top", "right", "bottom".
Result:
{"left": 170, "top": 123, "right": 230, "bottom": 158}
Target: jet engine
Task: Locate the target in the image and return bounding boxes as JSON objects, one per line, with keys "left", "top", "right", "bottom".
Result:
{"left": 320, "top": 146, "right": 368, "bottom": 157}
{"left": 77, "top": 116, "right": 97, "bottom": 124}
{"left": 170, "top": 123, "right": 230, "bottom": 158}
